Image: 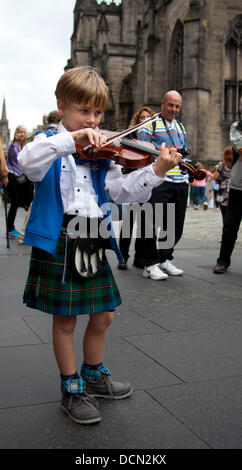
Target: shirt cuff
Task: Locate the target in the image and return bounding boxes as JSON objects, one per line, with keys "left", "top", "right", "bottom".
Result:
{"left": 145, "top": 163, "right": 165, "bottom": 184}
{"left": 50, "top": 132, "right": 76, "bottom": 157}
{"left": 57, "top": 132, "right": 76, "bottom": 157}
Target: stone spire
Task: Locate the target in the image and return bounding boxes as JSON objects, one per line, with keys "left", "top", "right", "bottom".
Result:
{"left": 0, "top": 97, "right": 11, "bottom": 155}
{"left": 1, "top": 97, "right": 7, "bottom": 122}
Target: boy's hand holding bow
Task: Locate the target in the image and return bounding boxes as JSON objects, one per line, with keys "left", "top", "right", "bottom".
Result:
{"left": 152, "top": 143, "right": 182, "bottom": 177}
{"left": 71, "top": 128, "right": 107, "bottom": 148}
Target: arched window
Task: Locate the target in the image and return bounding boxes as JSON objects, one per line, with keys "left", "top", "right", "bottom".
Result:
{"left": 168, "top": 20, "right": 184, "bottom": 92}
{"left": 224, "top": 15, "right": 242, "bottom": 121}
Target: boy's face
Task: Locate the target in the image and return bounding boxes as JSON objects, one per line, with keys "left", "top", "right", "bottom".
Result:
{"left": 57, "top": 100, "right": 104, "bottom": 132}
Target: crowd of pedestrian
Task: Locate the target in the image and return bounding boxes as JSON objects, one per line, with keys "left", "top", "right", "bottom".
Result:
{"left": 213, "top": 101, "right": 242, "bottom": 274}
{"left": 116, "top": 94, "right": 242, "bottom": 280}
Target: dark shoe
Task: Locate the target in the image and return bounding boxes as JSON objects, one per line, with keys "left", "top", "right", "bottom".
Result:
{"left": 60, "top": 392, "right": 101, "bottom": 424}
{"left": 213, "top": 263, "right": 227, "bottom": 274}
{"left": 81, "top": 363, "right": 133, "bottom": 400}
{"left": 117, "top": 259, "right": 128, "bottom": 270}
{"left": 133, "top": 259, "right": 144, "bottom": 269}
{"left": 84, "top": 373, "right": 133, "bottom": 400}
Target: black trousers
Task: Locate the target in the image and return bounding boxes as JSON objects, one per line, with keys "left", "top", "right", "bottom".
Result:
{"left": 219, "top": 203, "right": 229, "bottom": 227}
{"left": 217, "top": 189, "right": 242, "bottom": 266}
{"left": 7, "top": 173, "right": 33, "bottom": 232}
{"left": 139, "top": 181, "right": 188, "bottom": 266}
{"left": 118, "top": 209, "right": 141, "bottom": 261}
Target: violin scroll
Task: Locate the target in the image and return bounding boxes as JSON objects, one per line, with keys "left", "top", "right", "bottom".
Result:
{"left": 178, "top": 160, "right": 206, "bottom": 181}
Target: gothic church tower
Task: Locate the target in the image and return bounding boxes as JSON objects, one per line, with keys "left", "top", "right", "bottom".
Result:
{"left": 0, "top": 98, "right": 10, "bottom": 155}
{"left": 66, "top": 0, "right": 242, "bottom": 162}
{"left": 66, "top": 0, "right": 145, "bottom": 130}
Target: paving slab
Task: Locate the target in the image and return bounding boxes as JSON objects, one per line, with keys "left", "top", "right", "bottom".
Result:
{"left": 147, "top": 376, "right": 242, "bottom": 449}
{"left": 23, "top": 307, "right": 165, "bottom": 344}
{"left": 0, "top": 391, "right": 208, "bottom": 449}
{"left": 120, "top": 276, "right": 238, "bottom": 313}
{"left": 0, "top": 253, "right": 30, "bottom": 281}
{"left": 0, "top": 337, "right": 181, "bottom": 410}
{"left": 174, "top": 249, "right": 242, "bottom": 284}
{"left": 130, "top": 299, "right": 242, "bottom": 332}
{"left": 0, "top": 317, "right": 42, "bottom": 347}
{"left": 126, "top": 325, "right": 242, "bottom": 382}
{"left": 99, "top": 337, "right": 182, "bottom": 390}
{"left": 0, "top": 344, "right": 59, "bottom": 408}
{"left": 0, "top": 294, "right": 40, "bottom": 319}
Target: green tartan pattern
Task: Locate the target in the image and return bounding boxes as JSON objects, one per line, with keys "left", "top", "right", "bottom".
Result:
{"left": 23, "top": 235, "right": 121, "bottom": 316}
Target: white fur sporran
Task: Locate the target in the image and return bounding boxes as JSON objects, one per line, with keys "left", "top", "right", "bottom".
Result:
{"left": 71, "top": 236, "right": 107, "bottom": 280}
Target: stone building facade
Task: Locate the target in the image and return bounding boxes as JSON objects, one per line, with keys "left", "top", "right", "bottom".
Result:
{"left": 66, "top": 0, "right": 242, "bottom": 163}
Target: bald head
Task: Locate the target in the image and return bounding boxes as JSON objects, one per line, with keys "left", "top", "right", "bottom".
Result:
{"left": 161, "top": 90, "right": 182, "bottom": 122}
{"left": 163, "top": 90, "right": 182, "bottom": 102}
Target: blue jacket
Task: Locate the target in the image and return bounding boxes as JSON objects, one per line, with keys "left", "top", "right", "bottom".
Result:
{"left": 23, "top": 130, "right": 123, "bottom": 260}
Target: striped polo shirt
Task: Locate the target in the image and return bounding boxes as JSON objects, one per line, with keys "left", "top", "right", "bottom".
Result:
{"left": 137, "top": 117, "right": 189, "bottom": 183}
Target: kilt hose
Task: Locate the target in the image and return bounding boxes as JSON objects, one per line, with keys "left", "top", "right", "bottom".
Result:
{"left": 23, "top": 233, "right": 122, "bottom": 316}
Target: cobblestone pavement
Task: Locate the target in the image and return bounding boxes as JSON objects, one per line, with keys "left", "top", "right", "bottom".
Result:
{"left": 183, "top": 206, "right": 242, "bottom": 248}
{"left": 114, "top": 204, "right": 242, "bottom": 250}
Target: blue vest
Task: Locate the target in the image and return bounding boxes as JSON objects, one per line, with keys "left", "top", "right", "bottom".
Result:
{"left": 23, "top": 129, "right": 123, "bottom": 260}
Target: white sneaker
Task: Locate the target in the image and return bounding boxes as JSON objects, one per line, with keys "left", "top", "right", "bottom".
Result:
{"left": 160, "top": 260, "right": 183, "bottom": 276}
{"left": 142, "top": 264, "right": 168, "bottom": 280}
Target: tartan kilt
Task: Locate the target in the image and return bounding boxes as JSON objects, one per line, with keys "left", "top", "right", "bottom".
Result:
{"left": 23, "top": 233, "right": 122, "bottom": 316}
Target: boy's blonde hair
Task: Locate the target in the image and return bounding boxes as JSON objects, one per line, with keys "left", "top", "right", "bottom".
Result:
{"left": 55, "top": 66, "right": 109, "bottom": 109}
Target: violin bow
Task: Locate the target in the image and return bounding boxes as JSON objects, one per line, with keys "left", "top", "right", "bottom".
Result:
{"left": 82, "top": 112, "right": 162, "bottom": 152}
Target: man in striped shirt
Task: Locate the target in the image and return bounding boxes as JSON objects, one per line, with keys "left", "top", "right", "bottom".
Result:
{"left": 136, "top": 90, "right": 188, "bottom": 280}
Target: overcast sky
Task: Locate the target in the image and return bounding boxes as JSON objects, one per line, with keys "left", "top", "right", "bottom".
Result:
{"left": 0, "top": 0, "right": 76, "bottom": 138}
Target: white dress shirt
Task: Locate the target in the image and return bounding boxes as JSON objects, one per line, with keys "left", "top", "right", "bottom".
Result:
{"left": 18, "top": 122, "right": 164, "bottom": 218}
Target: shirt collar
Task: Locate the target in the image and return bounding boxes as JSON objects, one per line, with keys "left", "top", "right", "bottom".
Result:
{"left": 58, "top": 121, "right": 68, "bottom": 133}
{"left": 165, "top": 118, "right": 176, "bottom": 129}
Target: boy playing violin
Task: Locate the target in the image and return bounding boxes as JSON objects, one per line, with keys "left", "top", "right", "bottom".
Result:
{"left": 18, "top": 66, "right": 181, "bottom": 425}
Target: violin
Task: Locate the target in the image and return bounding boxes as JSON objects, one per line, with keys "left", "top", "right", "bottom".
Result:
{"left": 75, "top": 112, "right": 206, "bottom": 181}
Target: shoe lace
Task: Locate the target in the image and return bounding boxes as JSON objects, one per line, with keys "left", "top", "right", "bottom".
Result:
{"left": 72, "top": 392, "right": 99, "bottom": 409}
{"left": 100, "top": 373, "right": 114, "bottom": 398}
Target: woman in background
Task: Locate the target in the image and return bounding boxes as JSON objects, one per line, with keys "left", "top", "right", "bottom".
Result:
{"left": 6, "top": 126, "right": 33, "bottom": 238}
{"left": 0, "top": 136, "right": 8, "bottom": 188}
{"left": 213, "top": 147, "right": 233, "bottom": 224}
{"left": 193, "top": 162, "right": 213, "bottom": 210}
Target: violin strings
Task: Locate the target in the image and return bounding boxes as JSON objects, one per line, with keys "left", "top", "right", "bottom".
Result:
{"left": 100, "top": 112, "right": 161, "bottom": 148}
{"left": 82, "top": 112, "right": 161, "bottom": 152}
